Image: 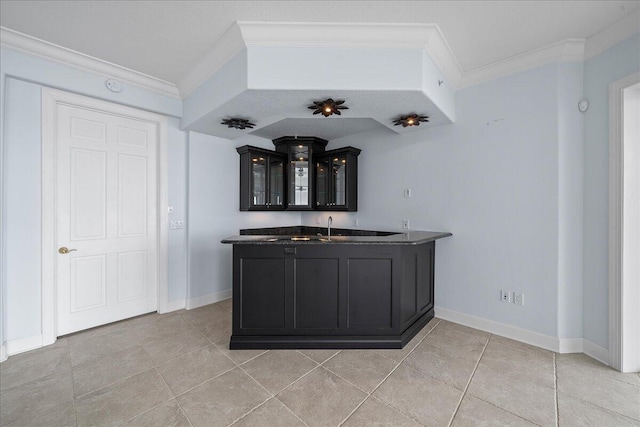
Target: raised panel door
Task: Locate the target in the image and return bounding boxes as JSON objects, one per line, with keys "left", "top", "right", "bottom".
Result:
{"left": 56, "top": 104, "right": 158, "bottom": 335}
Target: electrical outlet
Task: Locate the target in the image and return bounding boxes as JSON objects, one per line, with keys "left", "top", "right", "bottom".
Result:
{"left": 500, "top": 290, "right": 510, "bottom": 302}
{"left": 514, "top": 293, "right": 524, "bottom": 306}
{"left": 353, "top": 217, "right": 359, "bottom": 226}
{"left": 402, "top": 219, "right": 410, "bottom": 229}
{"left": 404, "top": 188, "right": 412, "bottom": 198}
{"left": 167, "top": 205, "right": 174, "bottom": 214}
{"left": 315, "top": 216, "right": 322, "bottom": 225}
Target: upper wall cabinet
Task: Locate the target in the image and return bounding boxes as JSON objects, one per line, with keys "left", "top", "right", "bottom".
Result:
{"left": 237, "top": 146, "right": 286, "bottom": 211}
{"left": 237, "top": 137, "right": 360, "bottom": 212}
{"left": 315, "top": 147, "right": 361, "bottom": 212}
{"left": 273, "top": 136, "right": 328, "bottom": 211}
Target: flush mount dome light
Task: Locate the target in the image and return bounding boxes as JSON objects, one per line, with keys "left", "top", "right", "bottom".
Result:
{"left": 221, "top": 118, "right": 256, "bottom": 130}
{"left": 392, "top": 114, "right": 430, "bottom": 127}
{"left": 308, "top": 98, "right": 348, "bottom": 117}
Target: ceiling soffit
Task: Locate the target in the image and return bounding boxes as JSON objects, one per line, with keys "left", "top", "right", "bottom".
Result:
{"left": 178, "top": 22, "right": 463, "bottom": 98}
{"left": 180, "top": 42, "right": 456, "bottom": 139}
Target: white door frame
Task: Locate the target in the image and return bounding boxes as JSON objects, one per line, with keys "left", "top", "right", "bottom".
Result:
{"left": 41, "top": 88, "right": 169, "bottom": 346}
{"left": 608, "top": 71, "right": 640, "bottom": 372}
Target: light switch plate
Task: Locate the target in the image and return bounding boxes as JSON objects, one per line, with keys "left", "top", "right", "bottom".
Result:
{"left": 170, "top": 220, "right": 184, "bottom": 229}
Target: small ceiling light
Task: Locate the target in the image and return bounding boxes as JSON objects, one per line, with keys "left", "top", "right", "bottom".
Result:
{"left": 308, "top": 98, "right": 348, "bottom": 117}
{"left": 221, "top": 118, "right": 256, "bottom": 130}
{"left": 393, "top": 114, "right": 430, "bottom": 127}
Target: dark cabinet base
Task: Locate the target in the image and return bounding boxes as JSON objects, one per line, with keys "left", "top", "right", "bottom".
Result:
{"left": 228, "top": 240, "right": 437, "bottom": 350}
{"left": 230, "top": 308, "right": 433, "bottom": 349}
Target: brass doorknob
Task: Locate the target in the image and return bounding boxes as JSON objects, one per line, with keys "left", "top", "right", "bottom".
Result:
{"left": 58, "top": 247, "right": 77, "bottom": 254}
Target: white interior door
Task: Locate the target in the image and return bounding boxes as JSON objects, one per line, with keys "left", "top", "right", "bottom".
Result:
{"left": 55, "top": 103, "right": 158, "bottom": 335}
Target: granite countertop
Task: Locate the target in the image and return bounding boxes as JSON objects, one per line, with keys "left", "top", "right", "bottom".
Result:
{"left": 221, "top": 229, "right": 452, "bottom": 245}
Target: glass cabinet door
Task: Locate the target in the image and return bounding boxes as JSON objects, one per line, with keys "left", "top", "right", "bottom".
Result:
{"left": 316, "top": 158, "right": 330, "bottom": 207}
{"left": 251, "top": 155, "right": 267, "bottom": 207}
{"left": 289, "top": 145, "right": 310, "bottom": 207}
{"left": 269, "top": 157, "right": 284, "bottom": 207}
{"left": 332, "top": 156, "right": 347, "bottom": 206}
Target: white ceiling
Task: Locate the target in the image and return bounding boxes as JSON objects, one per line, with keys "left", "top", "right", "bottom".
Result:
{"left": 1, "top": 1, "right": 638, "bottom": 84}
{"left": 1, "top": 1, "right": 638, "bottom": 141}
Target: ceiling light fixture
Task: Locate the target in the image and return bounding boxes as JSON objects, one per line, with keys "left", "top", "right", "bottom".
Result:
{"left": 308, "top": 98, "right": 348, "bottom": 117}
{"left": 392, "top": 114, "right": 430, "bottom": 127}
{"left": 221, "top": 118, "right": 256, "bottom": 130}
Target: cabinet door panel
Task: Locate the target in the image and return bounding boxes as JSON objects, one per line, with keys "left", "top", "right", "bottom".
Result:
{"left": 315, "top": 158, "right": 330, "bottom": 207}
{"left": 417, "top": 244, "right": 434, "bottom": 313}
{"left": 269, "top": 157, "right": 284, "bottom": 207}
{"left": 251, "top": 155, "right": 267, "bottom": 207}
{"left": 332, "top": 156, "right": 347, "bottom": 207}
{"left": 289, "top": 145, "right": 310, "bottom": 208}
{"left": 347, "top": 259, "right": 392, "bottom": 329}
{"left": 294, "top": 258, "right": 339, "bottom": 329}
{"left": 239, "top": 258, "right": 286, "bottom": 329}
{"left": 402, "top": 252, "right": 418, "bottom": 325}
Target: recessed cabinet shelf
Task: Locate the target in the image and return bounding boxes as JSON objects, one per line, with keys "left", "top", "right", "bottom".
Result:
{"left": 236, "top": 137, "right": 361, "bottom": 212}
{"left": 273, "top": 136, "right": 328, "bottom": 211}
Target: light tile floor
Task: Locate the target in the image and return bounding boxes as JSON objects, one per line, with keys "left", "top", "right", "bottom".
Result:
{"left": 1, "top": 299, "right": 639, "bottom": 427}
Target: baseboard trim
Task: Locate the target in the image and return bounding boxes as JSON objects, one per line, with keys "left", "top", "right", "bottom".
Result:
{"left": 6, "top": 334, "right": 43, "bottom": 357}
{"left": 163, "top": 298, "right": 186, "bottom": 313}
{"left": 0, "top": 344, "right": 7, "bottom": 362}
{"left": 186, "top": 289, "right": 232, "bottom": 310}
{"left": 434, "top": 306, "right": 605, "bottom": 361}
{"left": 582, "top": 339, "right": 610, "bottom": 365}
{"left": 557, "top": 337, "right": 584, "bottom": 354}
{"left": 435, "top": 306, "right": 562, "bottom": 352}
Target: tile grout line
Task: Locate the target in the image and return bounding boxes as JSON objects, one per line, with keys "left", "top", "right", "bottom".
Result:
{"left": 68, "top": 340, "right": 79, "bottom": 427}
{"left": 362, "top": 319, "right": 442, "bottom": 425}
{"left": 223, "top": 362, "right": 280, "bottom": 427}
{"left": 228, "top": 352, "right": 330, "bottom": 424}
{"left": 454, "top": 336, "right": 539, "bottom": 425}
{"left": 555, "top": 385, "right": 640, "bottom": 423}
{"left": 554, "top": 352, "right": 559, "bottom": 427}
{"left": 73, "top": 362, "right": 158, "bottom": 400}
{"left": 337, "top": 394, "right": 371, "bottom": 426}
{"left": 274, "top": 396, "right": 312, "bottom": 427}
{"left": 174, "top": 398, "right": 196, "bottom": 427}
{"left": 225, "top": 397, "right": 276, "bottom": 427}
{"left": 113, "top": 368, "right": 178, "bottom": 427}
{"left": 446, "top": 331, "right": 491, "bottom": 427}
{"left": 241, "top": 350, "right": 360, "bottom": 426}
{"left": 171, "top": 365, "right": 238, "bottom": 399}
{"left": 338, "top": 319, "right": 443, "bottom": 426}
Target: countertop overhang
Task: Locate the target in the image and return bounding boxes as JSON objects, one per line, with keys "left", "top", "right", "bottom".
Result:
{"left": 221, "top": 230, "right": 452, "bottom": 245}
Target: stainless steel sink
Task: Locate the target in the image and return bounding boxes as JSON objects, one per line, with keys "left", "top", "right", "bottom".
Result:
{"left": 285, "top": 236, "right": 332, "bottom": 242}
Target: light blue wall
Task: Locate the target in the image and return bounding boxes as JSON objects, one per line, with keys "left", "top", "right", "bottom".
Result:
{"left": 167, "top": 117, "right": 188, "bottom": 302}
{"left": 2, "top": 33, "right": 638, "bottom": 352}
{"left": 557, "top": 61, "right": 585, "bottom": 339}
{"left": 0, "top": 48, "right": 187, "bottom": 343}
{"left": 583, "top": 34, "right": 640, "bottom": 348}
{"left": 3, "top": 78, "right": 43, "bottom": 340}
{"left": 181, "top": 50, "right": 248, "bottom": 131}
{"left": 187, "top": 132, "right": 301, "bottom": 300}
{"left": 303, "top": 62, "right": 584, "bottom": 339}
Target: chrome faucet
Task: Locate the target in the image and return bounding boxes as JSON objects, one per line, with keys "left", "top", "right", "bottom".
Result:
{"left": 327, "top": 216, "right": 333, "bottom": 240}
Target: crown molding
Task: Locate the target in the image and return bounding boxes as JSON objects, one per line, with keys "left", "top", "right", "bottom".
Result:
{"left": 178, "top": 21, "right": 464, "bottom": 98}
{"left": 458, "top": 38, "right": 585, "bottom": 88}
{"left": 177, "top": 22, "right": 246, "bottom": 98}
{"left": 585, "top": 9, "right": 640, "bottom": 60}
{"left": 0, "top": 27, "right": 180, "bottom": 98}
